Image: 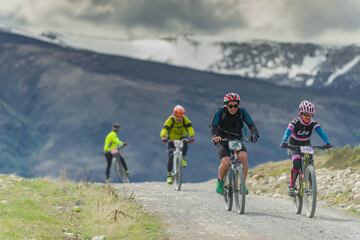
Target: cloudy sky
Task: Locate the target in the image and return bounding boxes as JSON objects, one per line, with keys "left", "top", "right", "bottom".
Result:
{"left": 1, "top": 0, "right": 360, "bottom": 44}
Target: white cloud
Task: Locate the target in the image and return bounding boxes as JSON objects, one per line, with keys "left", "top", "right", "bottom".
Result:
{"left": 1, "top": 0, "right": 360, "bottom": 44}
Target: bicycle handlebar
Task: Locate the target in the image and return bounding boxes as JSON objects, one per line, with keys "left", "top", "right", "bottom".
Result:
{"left": 222, "top": 138, "right": 250, "bottom": 142}
{"left": 217, "top": 137, "right": 251, "bottom": 144}
{"left": 285, "top": 144, "right": 332, "bottom": 150}
{"left": 165, "top": 139, "right": 190, "bottom": 143}
{"left": 118, "top": 143, "right": 127, "bottom": 149}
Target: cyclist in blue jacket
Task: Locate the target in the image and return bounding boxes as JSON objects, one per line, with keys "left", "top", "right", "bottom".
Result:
{"left": 211, "top": 92, "right": 259, "bottom": 195}
{"left": 280, "top": 100, "right": 332, "bottom": 196}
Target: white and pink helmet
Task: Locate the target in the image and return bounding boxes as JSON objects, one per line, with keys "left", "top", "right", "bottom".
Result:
{"left": 298, "top": 100, "right": 316, "bottom": 115}
{"left": 224, "top": 92, "right": 241, "bottom": 104}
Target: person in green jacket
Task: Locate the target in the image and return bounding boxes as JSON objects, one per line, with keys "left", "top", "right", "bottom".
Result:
{"left": 104, "top": 123, "right": 128, "bottom": 181}
{"left": 160, "top": 105, "right": 195, "bottom": 184}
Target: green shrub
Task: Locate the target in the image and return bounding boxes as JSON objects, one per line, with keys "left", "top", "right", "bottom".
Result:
{"left": 324, "top": 144, "right": 360, "bottom": 169}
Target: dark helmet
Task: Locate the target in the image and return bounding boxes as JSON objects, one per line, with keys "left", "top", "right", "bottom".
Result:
{"left": 112, "top": 123, "right": 120, "bottom": 131}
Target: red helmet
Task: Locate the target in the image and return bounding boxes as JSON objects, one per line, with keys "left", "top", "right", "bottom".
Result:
{"left": 224, "top": 92, "right": 241, "bottom": 104}
{"left": 298, "top": 100, "right": 316, "bottom": 114}
{"left": 173, "top": 105, "right": 185, "bottom": 117}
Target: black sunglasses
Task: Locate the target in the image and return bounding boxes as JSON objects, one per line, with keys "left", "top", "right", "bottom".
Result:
{"left": 228, "top": 104, "right": 238, "bottom": 109}
{"left": 301, "top": 113, "right": 312, "bottom": 117}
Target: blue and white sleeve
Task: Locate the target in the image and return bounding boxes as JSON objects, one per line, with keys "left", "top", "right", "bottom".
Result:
{"left": 281, "top": 128, "right": 292, "bottom": 143}
{"left": 315, "top": 125, "right": 330, "bottom": 144}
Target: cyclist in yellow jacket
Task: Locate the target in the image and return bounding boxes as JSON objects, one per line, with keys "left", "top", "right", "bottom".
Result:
{"left": 104, "top": 123, "right": 128, "bottom": 181}
{"left": 160, "top": 105, "right": 195, "bottom": 184}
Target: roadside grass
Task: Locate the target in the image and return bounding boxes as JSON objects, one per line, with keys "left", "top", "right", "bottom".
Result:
{"left": 250, "top": 160, "right": 291, "bottom": 177}
{"left": 251, "top": 145, "right": 358, "bottom": 176}
{"left": 322, "top": 145, "right": 360, "bottom": 170}
{"left": 0, "top": 175, "right": 165, "bottom": 240}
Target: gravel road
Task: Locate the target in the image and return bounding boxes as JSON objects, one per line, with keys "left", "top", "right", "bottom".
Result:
{"left": 118, "top": 180, "right": 360, "bottom": 240}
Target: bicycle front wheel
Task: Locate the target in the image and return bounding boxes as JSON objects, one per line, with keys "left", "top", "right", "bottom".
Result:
{"left": 223, "top": 169, "right": 233, "bottom": 211}
{"left": 174, "top": 156, "right": 182, "bottom": 191}
{"left": 234, "top": 166, "right": 246, "bottom": 214}
{"left": 293, "top": 173, "right": 303, "bottom": 214}
{"left": 114, "top": 157, "right": 129, "bottom": 183}
{"left": 304, "top": 165, "right": 317, "bottom": 218}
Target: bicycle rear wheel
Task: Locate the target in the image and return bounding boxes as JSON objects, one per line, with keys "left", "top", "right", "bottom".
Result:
{"left": 174, "top": 156, "right": 182, "bottom": 191}
{"left": 293, "top": 173, "right": 303, "bottom": 214}
{"left": 114, "top": 156, "right": 129, "bottom": 183}
{"left": 304, "top": 165, "right": 317, "bottom": 218}
{"left": 234, "top": 166, "right": 246, "bottom": 214}
{"left": 223, "top": 169, "right": 233, "bottom": 211}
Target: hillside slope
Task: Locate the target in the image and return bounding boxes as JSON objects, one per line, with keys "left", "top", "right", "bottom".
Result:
{"left": 4, "top": 25, "right": 360, "bottom": 91}
{"left": 1, "top": 30, "right": 360, "bottom": 182}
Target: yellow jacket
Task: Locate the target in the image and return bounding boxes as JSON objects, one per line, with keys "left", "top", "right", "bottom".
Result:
{"left": 104, "top": 130, "right": 124, "bottom": 152}
{"left": 160, "top": 115, "right": 195, "bottom": 140}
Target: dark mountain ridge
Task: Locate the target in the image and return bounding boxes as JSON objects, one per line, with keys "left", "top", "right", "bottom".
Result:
{"left": 0, "top": 30, "right": 359, "bottom": 182}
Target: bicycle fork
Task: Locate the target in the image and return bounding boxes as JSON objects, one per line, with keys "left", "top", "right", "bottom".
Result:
{"left": 172, "top": 151, "right": 181, "bottom": 176}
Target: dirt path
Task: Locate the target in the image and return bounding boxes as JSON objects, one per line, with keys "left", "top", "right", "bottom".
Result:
{"left": 119, "top": 180, "right": 360, "bottom": 240}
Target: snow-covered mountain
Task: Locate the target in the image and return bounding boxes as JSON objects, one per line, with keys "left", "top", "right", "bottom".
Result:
{"left": 1, "top": 24, "right": 360, "bottom": 90}
{"left": 1, "top": 28, "right": 360, "bottom": 182}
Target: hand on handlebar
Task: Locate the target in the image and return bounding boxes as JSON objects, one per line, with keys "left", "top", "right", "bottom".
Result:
{"left": 212, "top": 136, "right": 222, "bottom": 144}
{"left": 280, "top": 142, "right": 288, "bottom": 148}
{"left": 189, "top": 137, "right": 195, "bottom": 143}
{"left": 161, "top": 138, "right": 168, "bottom": 143}
{"left": 324, "top": 143, "right": 333, "bottom": 149}
{"left": 250, "top": 133, "right": 259, "bottom": 143}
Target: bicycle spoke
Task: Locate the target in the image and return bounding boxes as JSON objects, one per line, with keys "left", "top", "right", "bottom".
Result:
{"left": 293, "top": 175, "right": 303, "bottom": 214}
{"left": 234, "top": 167, "right": 246, "bottom": 214}
{"left": 304, "top": 165, "right": 317, "bottom": 218}
{"left": 224, "top": 170, "right": 233, "bottom": 211}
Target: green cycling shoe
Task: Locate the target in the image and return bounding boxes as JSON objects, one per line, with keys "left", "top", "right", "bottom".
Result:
{"left": 182, "top": 158, "right": 187, "bottom": 168}
{"left": 216, "top": 179, "right": 224, "bottom": 195}
{"left": 244, "top": 186, "right": 249, "bottom": 195}
{"left": 166, "top": 172, "right": 173, "bottom": 185}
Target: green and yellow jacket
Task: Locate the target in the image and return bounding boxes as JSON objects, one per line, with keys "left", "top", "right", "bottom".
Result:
{"left": 104, "top": 130, "right": 124, "bottom": 152}
{"left": 160, "top": 115, "right": 195, "bottom": 140}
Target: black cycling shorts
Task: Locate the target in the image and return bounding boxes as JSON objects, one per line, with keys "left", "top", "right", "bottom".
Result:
{"left": 215, "top": 141, "right": 247, "bottom": 160}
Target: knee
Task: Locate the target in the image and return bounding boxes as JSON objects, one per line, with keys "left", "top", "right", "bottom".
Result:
{"left": 292, "top": 157, "right": 301, "bottom": 170}
{"left": 238, "top": 152, "right": 248, "bottom": 164}
{"left": 221, "top": 157, "right": 231, "bottom": 168}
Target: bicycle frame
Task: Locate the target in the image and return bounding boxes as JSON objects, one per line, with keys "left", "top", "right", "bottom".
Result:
{"left": 172, "top": 140, "right": 183, "bottom": 177}
{"left": 169, "top": 139, "right": 188, "bottom": 191}
{"left": 222, "top": 138, "right": 248, "bottom": 214}
{"left": 299, "top": 149, "right": 313, "bottom": 196}
{"left": 286, "top": 144, "right": 330, "bottom": 218}
{"left": 112, "top": 152, "right": 129, "bottom": 183}
{"left": 111, "top": 146, "right": 129, "bottom": 183}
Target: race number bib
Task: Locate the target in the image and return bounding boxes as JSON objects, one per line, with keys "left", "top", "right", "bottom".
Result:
{"left": 300, "top": 146, "right": 314, "bottom": 154}
{"left": 228, "top": 140, "right": 242, "bottom": 150}
{"left": 174, "top": 140, "right": 184, "bottom": 148}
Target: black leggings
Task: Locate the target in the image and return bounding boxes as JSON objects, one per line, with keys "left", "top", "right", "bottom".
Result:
{"left": 167, "top": 141, "right": 188, "bottom": 172}
{"left": 105, "top": 152, "right": 128, "bottom": 179}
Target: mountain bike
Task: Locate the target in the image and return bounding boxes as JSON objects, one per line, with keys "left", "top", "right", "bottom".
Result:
{"left": 221, "top": 138, "right": 249, "bottom": 214}
{"left": 285, "top": 144, "right": 331, "bottom": 218}
{"left": 168, "top": 139, "right": 189, "bottom": 191}
{"left": 111, "top": 146, "right": 129, "bottom": 183}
